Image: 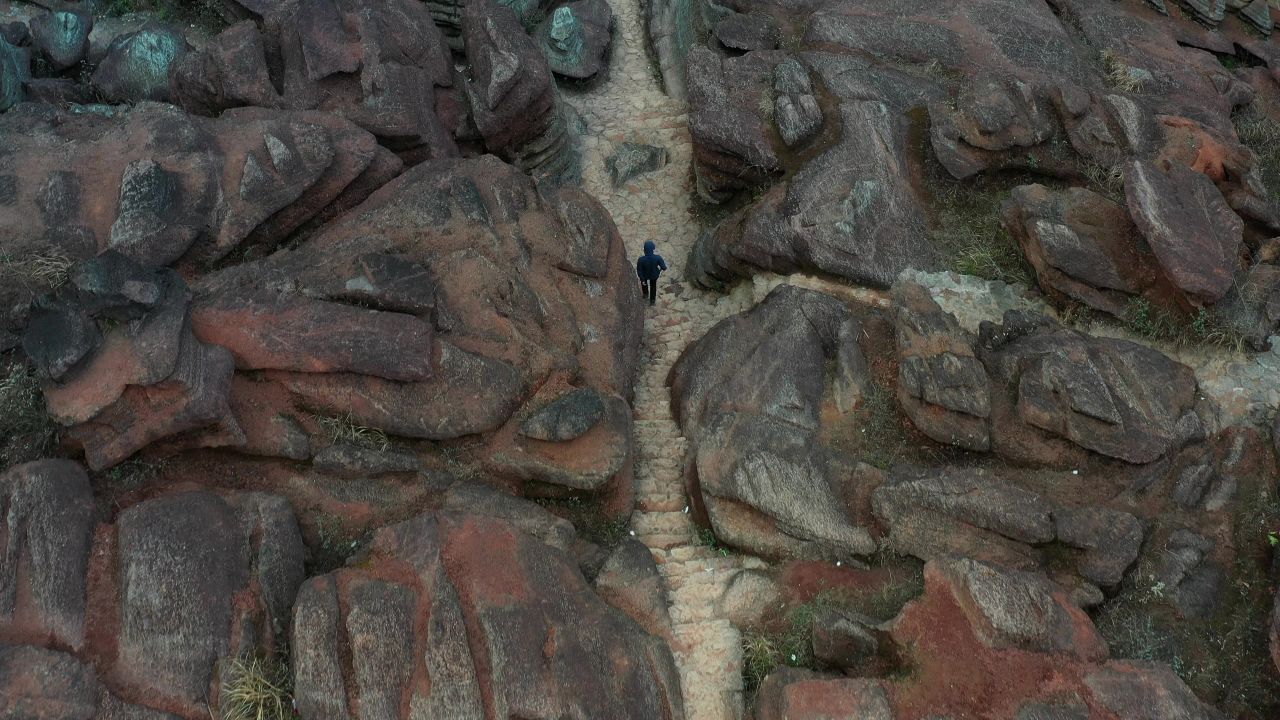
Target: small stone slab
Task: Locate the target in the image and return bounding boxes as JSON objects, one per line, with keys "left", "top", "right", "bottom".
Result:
{"left": 520, "top": 387, "right": 605, "bottom": 441}
{"left": 606, "top": 142, "right": 669, "bottom": 188}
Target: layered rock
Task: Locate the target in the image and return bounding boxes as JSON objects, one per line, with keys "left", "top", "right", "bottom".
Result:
{"left": 755, "top": 557, "right": 1224, "bottom": 719}
{"left": 873, "top": 466, "right": 1143, "bottom": 591}
{"left": 0, "top": 102, "right": 397, "bottom": 337}
{"left": 891, "top": 278, "right": 1201, "bottom": 466}
{"left": 0, "top": 460, "right": 305, "bottom": 719}
{"left": 172, "top": 0, "right": 459, "bottom": 162}
{"left": 189, "top": 155, "right": 641, "bottom": 509}
{"left": 462, "top": 0, "right": 577, "bottom": 181}
{"left": 291, "top": 510, "right": 685, "bottom": 719}
{"left": 670, "top": 285, "right": 876, "bottom": 559}
{"left": 689, "top": 101, "right": 935, "bottom": 290}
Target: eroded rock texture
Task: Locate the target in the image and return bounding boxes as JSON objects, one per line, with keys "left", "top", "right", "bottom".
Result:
{"left": 0, "top": 460, "right": 304, "bottom": 718}
{"left": 670, "top": 285, "right": 876, "bottom": 559}
{"left": 291, "top": 510, "right": 684, "bottom": 719}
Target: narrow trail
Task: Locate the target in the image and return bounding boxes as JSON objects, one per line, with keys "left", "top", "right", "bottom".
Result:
{"left": 560, "top": 6, "right": 896, "bottom": 716}
{"left": 560, "top": 4, "right": 758, "bottom": 718}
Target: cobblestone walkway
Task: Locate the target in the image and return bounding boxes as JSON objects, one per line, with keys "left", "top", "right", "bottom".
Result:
{"left": 560, "top": 2, "right": 759, "bottom": 717}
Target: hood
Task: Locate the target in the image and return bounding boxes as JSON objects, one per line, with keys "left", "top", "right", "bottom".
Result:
{"left": 643, "top": 241, "right": 656, "bottom": 255}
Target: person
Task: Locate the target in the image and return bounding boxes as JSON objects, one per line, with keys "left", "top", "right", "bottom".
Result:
{"left": 636, "top": 240, "right": 667, "bottom": 307}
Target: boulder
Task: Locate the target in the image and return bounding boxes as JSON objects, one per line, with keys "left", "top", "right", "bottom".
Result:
{"left": 0, "top": 36, "right": 30, "bottom": 111}
{"left": 0, "top": 102, "right": 394, "bottom": 338}
{"left": 0, "top": 461, "right": 95, "bottom": 651}
{"left": 1052, "top": 506, "right": 1143, "bottom": 588}
{"left": 189, "top": 156, "right": 641, "bottom": 505}
{"left": 291, "top": 511, "right": 685, "bottom": 719}
{"left": 29, "top": 10, "right": 92, "bottom": 71}
{"left": 594, "top": 539, "right": 674, "bottom": 640}
{"left": 690, "top": 101, "right": 935, "bottom": 290}
{"left": 463, "top": 0, "right": 574, "bottom": 180}
{"left": 810, "top": 608, "right": 881, "bottom": 673}
{"left": 538, "top": 0, "right": 614, "bottom": 81}
{"left": 891, "top": 280, "right": 990, "bottom": 451}
{"left": 1084, "top": 661, "right": 1226, "bottom": 719}
{"left": 976, "top": 311, "right": 1200, "bottom": 466}
{"left": 714, "top": 13, "right": 780, "bottom": 52}
{"left": 686, "top": 46, "right": 783, "bottom": 201}
{"left": 1001, "top": 185, "right": 1156, "bottom": 317}
{"left": 169, "top": 20, "right": 279, "bottom": 116}
{"left": 670, "top": 285, "right": 875, "bottom": 559}
{"left": 754, "top": 672, "right": 893, "bottom": 720}
{"left": 606, "top": 142, "right": 669, "bottom": 188}
{"left": 111, "top": 491, "right": 304, "bottom": 711}
{"left": 773, "top": 58, "right": 822, "bottom": 147}
{"left": 26, "top": 259, "right": 242, "bottom": 470}
{"left": 92, "top": 24, "right": 190, "bottom": 103}
{"left": 169, "top": 0, "right": 457, "bottom": 162}
{"left": 1123, "top": 159, "right": 1244, "bottom": 305}
{"left": 1154, "top": 528, "right": 1223, "bottom": 619}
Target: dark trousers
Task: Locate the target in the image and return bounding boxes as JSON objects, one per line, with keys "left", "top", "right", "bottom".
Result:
{"left": 641, "top": 279, "right": 657, "bottom": 306}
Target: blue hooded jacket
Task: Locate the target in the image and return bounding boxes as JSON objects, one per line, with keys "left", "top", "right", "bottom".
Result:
{"left": 636, "top": 241, "right": 667, "bottom": 281}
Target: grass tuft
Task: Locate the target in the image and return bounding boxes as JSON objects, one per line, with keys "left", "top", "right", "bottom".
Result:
{"left": 1234, "top": 105, "right": 1280, "bottom": 207}
{"left": 220, "top": 655, "right": 293, "bottom": 720}
{"left": 930, "top": 184, "right": 1033, "bottom": 287}
{"left": 103, "top": 456, "right": 167, "bottom": 491}
{"left": 316, "top": 413, "right": 390, "bottom": 451}
{"left": 0, "top": 362, "right": 58, "bottom": 466}
{"left": 0, "top": 250, "right": 75, "bottom": 291}
{"left": 1102, "top": 50, "right": 1147, "bottom": 93}
{"left": 1082, "top": 162, "right": 1126, "bottom": 203}
{"left": 1123, "top": 298, "right": 1247, "bottom": 352}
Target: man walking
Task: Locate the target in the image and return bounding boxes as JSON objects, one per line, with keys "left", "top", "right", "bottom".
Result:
{"left": 636, "top": 240, "right": 667, "bottom": 307}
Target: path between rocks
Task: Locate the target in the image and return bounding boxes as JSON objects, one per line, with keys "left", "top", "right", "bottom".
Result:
{"left": 561, "top": 3, "right": 758, "bottom": 717}
{"left": 561, "top": 4, "right": 895, "bottom": 717}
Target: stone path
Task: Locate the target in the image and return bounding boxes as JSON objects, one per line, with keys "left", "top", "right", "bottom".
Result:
{"left": 559, "top": 4, "right": 900, "bottom": 715}
{"left": 560, "top": 2, "right": 760, "bottom": 717}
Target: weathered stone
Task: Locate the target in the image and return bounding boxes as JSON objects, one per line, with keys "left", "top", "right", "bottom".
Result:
{"left": 311, "top": 443, "right": 420, "bottom": 478}
{"left": 606, "top": 142, "right": 669, "bottom": 188}
{"left": 1123, "top": 159, "right": 1243, "bottom": 305}
{"left": 713, "top": 13, "right": 780, "bottom": 52}
{"left": 170, "top": 20, "right": 279, "bottom": 116}
{"left": 0, "top": 460, "right": 95, "bottom": 651}
{"left": 810, "top": 608, "right": 880, "bottom": 673}
{"left": 520, "top": 387, "right": 606, "bottom": 441}
{"left": 30, "top": 10, "right": 92, "bottom": 71}
{"left": 0, "top": 645, "right": 97, "bottom": 718}
{"left": 538, "top": 0, "right": 613, "bottom": 80}
{"left": 1053, "top": 506, "right": 1143, "bottom": 587}
{"left": 671, "top": 285, "right": 876, "bottom": 559}
{"left": 892, "top": 279, "right": 990, "bottom": 452}
{"left": 1085, "top": 661, "right": 1226, "bottom": 719}
{"left": 92, "top": 24, "right": 190, "bottom": 103}
{"left": 0, "top": 36, "right": 30, "bottom": 112}
{"left": 595, "top": 539, "right": 673, "bottom": 640}
{"left": 1155, "top": 528, "right": 1223, "bottom": 619}
{"left": 292, "top": 512, "right": 685, "bottom": 719}
{"left": 754, "top": 672, "right": 893, "bottom": 720}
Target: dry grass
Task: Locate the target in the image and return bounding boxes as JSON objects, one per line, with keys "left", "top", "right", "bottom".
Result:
{"left": 1123, "top": 298, "right": 1247, "bottom": 352}
{"left": 0, "top": 250, "right": 74, "bottom": 291}
{"left": 220, "top": 656, "right": 293, "bottom": 720}
{"left": 316, "top": 413, "right": 390, "bottom": 451}
{"left": 0, "top": 362, "right": 58, "bottom": 466}
{"left": 1234, "top": 106, "right": 1280, "bottom": 206}
{"left": 1102, "top": 50, "right": 1147, "bottom": 93}
{"left": 1082, "top": 162, "right": 1126, "bottom": 202}
{"left": 930, "top": 184, "right": 1033, "bottom": 287}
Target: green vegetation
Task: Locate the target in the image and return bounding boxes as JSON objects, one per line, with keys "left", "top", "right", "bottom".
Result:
{"left": 316, "top": 413, "right": 391, "bottom": 451}
{"left": 306, "top": 513, "right": 368, "bottom": 576}
{"left": 697, "top": 525, "right": 731, "bottom": 557}
{"left": 103, "top": 456, "right": 167, "bottom": 491}
{"left": 1122, "top": 298, "right": 1246, "bottom": 352}
{"left": 741, "top": 551, "right": 924, "bottom": 692}
{"left": 98, "top": 0, "right": 226, "bottom": 30}
{"left": 930, "top": 183, "right": 1034, "bottom": 287}
{"left": 0, "top": 362, "right": 58, "bottom": 467}
{"left": 1094, "top": 484, "right": 1280, "bottom": 719}
{"left": 533, "top": 495, "right": 631, "bottom": 548}
{"left": 220, "top": 655, "right": 294, "bottom": 720}
{"left": 1234, "top": 105, "right": 1280, "bottom": 207}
